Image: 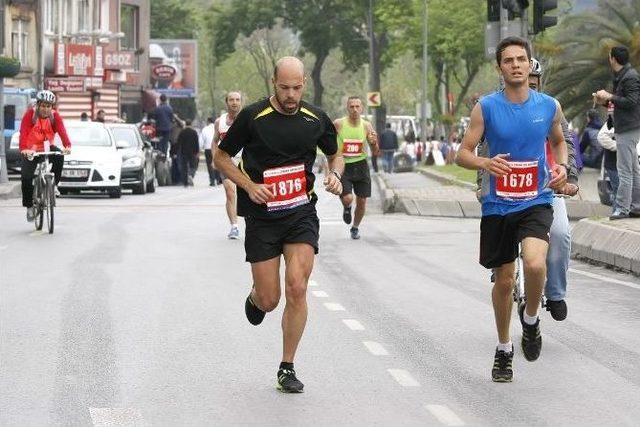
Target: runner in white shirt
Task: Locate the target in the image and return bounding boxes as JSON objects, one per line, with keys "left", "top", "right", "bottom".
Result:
{"left": 213, "top": 91, "right": 243, "bottom": 239}
{"left": 201, "top": 117, "right": 218, "bottom": 186}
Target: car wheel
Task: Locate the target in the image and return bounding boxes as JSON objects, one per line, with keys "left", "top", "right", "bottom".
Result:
{"left": 108, "top": 187, "right": 122, "bottom": 199}
{"left": 132, "top": 172, "right": 147, "bottom": 195}
{"left": 147, "top": 176, "right": 156, "bottom": 193}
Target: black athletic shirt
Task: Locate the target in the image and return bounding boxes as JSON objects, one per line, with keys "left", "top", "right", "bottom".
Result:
{"left": 218, "top": 97, "right": 338, "bottom": 219}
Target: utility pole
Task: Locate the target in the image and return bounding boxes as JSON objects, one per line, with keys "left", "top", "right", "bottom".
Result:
{"left": 420, "top": 0, "right": 428, "bottom": 142}
{"left": 367, "top": 0, "right": 378, "bottom": 128}
{"left": 0, "top": 0, "right": 7, "bottom": 184}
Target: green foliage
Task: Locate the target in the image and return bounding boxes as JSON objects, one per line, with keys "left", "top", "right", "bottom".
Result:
{"left": 0, "top": 56, "right": 21, "bottom": 78}
{"left": 382, "top": 0, "right": 486, "bottom": 118}
{"left": 545, "top": 0, "right": 640, "bottom": 120}
{"left": 150, "top": 0, "right": 197, "bottom": 39}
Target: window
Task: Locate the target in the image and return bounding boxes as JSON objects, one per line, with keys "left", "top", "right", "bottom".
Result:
{"left": 120, "top": 5, "right": 139, "bottom": 50}
{"left": 11, "top": 18, "right": 29, "bottom": 67}
{"left": 45, "top": 0, "right": 60, "bottom": 33}
{"left": 76, "top": 0, "right": 90, "bottom": 32}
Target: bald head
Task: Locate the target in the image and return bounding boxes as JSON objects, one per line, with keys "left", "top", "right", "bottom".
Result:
{"left": 271, "top": 56, "right": 306, "bottom": 114}
{"left": 273, "top": 56, "right": 305, "bottom": 81}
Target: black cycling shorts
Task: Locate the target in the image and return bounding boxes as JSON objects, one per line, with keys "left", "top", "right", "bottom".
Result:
{"left": 341, "top": 159, "right": 371, "bottom": 198}
{"left": 244, "top": 204, "right": 319, "bottom": 263}
{"left": 479, "top": 204, "right": 553, "bottom": 269}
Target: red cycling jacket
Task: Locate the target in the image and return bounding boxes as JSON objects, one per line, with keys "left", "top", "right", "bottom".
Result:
{"left": 19, "top": 108, "right": 71, "bottom": 152}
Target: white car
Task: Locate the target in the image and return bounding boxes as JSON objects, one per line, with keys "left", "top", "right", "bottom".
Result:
{"left": 58, "top": 121, "right": 123, "bottom": 198}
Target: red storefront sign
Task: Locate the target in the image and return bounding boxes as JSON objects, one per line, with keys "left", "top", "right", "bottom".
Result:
{"left": 45, "top": 78, "right": 85, "bottom": 92}
{"left": 54, "top": 43, "right": 104, "bottom": 77}
{"left": 104, "top": 51, "right": 135, "bottom": 70}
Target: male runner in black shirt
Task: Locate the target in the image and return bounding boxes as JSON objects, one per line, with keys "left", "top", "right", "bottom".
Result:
{"left": 214, "top": 56, "right": 344, "bottom": 393}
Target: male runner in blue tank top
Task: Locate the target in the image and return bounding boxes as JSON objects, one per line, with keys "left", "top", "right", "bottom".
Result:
{"left": 457, "top": 37, "right": 568, "bottom": 383}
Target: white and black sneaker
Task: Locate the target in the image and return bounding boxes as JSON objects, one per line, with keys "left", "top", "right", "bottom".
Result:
{"left": 277, "top": 368, "right": 304, "bottom": 393}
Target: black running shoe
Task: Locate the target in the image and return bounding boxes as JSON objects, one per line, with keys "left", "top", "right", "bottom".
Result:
{"left": 492, "top": 347, "right": 514, "bottom": 383}
{"left": 546, "top": 299, "right": 567, "bottom": 321}
{"left": 350, "top": 227, "right": 360, "bottom": 240}
{"left": 521, "top": 316, "right": 542, "bottom": 362}
{"left": 245, "top": 294, "right": 265, "bottom": 325}
{"left": 277, "top": 368, "right": 304, "bottom": 393}
{"left": 343, "top": 206, "right": 352, "bottom": 224}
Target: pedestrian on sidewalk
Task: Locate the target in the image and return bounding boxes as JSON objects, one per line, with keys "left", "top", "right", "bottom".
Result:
{"left": 176, "top": 119, "right": 199, "bottom": 187}
{"left": 202, "top": 117, "right": 219, "bottom": 186}
{"left": 597, "top": 119, "right": 619, "bottom": 203}
{"left": 594, "top": 45, "right": 640, "bottom": 220}
{"left": 379, "top": 123, "right": 398, "bottom": 173}
{"left": 579, "top": 109, "right": 604, "bottom": 168}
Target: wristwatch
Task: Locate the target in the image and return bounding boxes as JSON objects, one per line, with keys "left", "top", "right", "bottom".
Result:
{"left": 331, "top": 170, "right": 342, "bottom": 181}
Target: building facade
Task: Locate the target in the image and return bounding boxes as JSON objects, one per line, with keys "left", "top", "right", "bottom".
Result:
{"left": 1, "top": 0, "right": 40, "bottom": 89}
{"left": 40, "top": 0, "right": 150, "bottom": 122}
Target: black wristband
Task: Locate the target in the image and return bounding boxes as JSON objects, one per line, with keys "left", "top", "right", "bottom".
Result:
{"left": 331, "top": 170, "right": 342, "bottom": 181}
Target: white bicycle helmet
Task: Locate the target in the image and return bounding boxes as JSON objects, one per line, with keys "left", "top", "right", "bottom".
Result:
{"left": 530, "top": 58, "right": 543, "bottom": 76}
{"left": 36, "top": 90, "right": 56, "bottom": 104}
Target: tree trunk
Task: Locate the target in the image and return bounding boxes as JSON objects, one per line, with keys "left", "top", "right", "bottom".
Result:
{"left": 311, "top": 50, "right": 328, "bottom": 107}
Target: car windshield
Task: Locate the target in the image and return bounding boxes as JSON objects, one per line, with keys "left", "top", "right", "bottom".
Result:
{"left": 110, "top": 128, "right": 138, "bottom": 148}
{"left": 66, "top": 126, "right": 112, "bottom": 146}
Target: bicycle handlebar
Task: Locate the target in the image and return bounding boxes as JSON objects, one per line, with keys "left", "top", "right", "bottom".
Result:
{"left": 27, "top": 151, "right": 64, "bottom": 161}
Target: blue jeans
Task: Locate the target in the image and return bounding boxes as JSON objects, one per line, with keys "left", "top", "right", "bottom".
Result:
{"left": 606, "top": 167, "right": 620, "bottom": 201}
{"left": 382, "top": 150, "right": 395, "bottom": 173}
{"left": 545, "top": 196, "right": 571, "bottom": 301}
{"left": 614, "top": 129, "right": 640, "bottom": 214}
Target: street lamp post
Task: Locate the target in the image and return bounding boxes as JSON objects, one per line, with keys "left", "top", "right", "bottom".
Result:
{"left": 420, "top": 0, "right": 428, "bottom": 143}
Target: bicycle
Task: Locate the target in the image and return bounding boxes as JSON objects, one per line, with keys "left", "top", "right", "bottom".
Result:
{"left": 29, "top": 150, "right": 62, "bottom": 234}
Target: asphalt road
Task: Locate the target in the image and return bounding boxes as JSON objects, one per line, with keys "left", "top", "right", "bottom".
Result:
{"left": 1, "top": 172, "right": 639, "bottom": 426}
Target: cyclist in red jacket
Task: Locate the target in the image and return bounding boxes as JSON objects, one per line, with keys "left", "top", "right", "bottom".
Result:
{"left": 19, "top": 90, "right": 71, "bottom": 222}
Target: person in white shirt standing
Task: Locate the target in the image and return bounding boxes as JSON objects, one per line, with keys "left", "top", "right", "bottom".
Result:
{"left": 213, "top": 91, "right": 243, "bottom": 239}
{"left": 201, "top": 117, "right": 219, "bottom": 186}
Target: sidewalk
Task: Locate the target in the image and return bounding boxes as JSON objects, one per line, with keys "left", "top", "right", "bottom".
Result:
{"left": 374, "top": 167, "right": 640, "bottom": 275}
{"left": 0, "top": 180, "right": 20, "bottom": 200}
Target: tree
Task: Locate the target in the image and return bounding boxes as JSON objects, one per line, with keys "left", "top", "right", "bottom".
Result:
{"left": 237, "top": 21, "right": 301, "bottom": 96}
{"left": 543, "top": 0, "right": 640, "bottom": 120}
{"left": 384, "top": 0, "right": 485, "bottom": 120}
{"left": 213, "top": 0, "right": 368, "bottom": 107}
{"left": 150, "top": 0, "right": 197, "bottom": 39}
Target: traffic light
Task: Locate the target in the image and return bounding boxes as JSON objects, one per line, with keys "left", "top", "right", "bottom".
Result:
{"left": 533, "top": 0, "right": 558, "bottom": 34}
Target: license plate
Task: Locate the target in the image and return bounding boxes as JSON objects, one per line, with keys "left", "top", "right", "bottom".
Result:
{"left": 62, "top": 169, "right": 89, "bottom": 178}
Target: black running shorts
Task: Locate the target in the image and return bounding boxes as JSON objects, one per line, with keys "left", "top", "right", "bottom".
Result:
{"left": 479, "top": 204, "right": 553, "bottom": 269}
{"left": 244, "top": 204, "right": 320, "bottom": 263}
{"left": 341, "top": 159, "right": 371, "bottom": 198}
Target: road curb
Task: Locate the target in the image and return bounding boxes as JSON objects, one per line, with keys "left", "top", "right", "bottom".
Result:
{"left": 373, "top": 173, "right": 398, "bottom": 213}
{"left": 571, "top": 218, "right": 640, "bottom": 275}
{"left": 0, "top": 182, "right": 21, "bottom": 200}
{"left": 416, "top": 167, "right": 477, "bottom": 190}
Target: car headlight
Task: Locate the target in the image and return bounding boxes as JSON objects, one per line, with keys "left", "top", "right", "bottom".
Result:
{"left": 10, "top": 132, "right": 19, "bottom": 149}
{"left": 122, "top": 157, "right": 143, "bottom": 167}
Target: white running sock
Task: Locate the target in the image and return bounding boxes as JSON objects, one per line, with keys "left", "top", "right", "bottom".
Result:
{"left": 523, "top": 311, "right": 538, "bottom": 325}
{"left": 497, "top": 341, "right": 513, "bottom": 353}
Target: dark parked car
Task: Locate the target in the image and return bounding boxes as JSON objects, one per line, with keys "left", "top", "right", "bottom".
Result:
{"left": 106, "top": 124, "right": 156, "bottom": 194}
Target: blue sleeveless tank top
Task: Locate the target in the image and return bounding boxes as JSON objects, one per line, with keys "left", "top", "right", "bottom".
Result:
{"left": 479, "top": 89, "right": 557, "bottom": 216}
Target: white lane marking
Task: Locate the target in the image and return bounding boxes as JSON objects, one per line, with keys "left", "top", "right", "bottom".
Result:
{"left": 425, "top": 404, "right": 465, "bottom": 426}
{"left": 342, "top": 319, "right": 365, "bottom": 331}
{"left": 312, "top": 290, "right": 329, "bottom": 298}
{"left": 89, "top": 407, "right": 146, "bottom": 426}
{"left": 569, "top": 268, "right": 640, "bottom": 291}
{"left": 308, "top": 280, "right": 319, "bottom": 287}
{"left": 29, "top": 230, "right": 46, "bottom": 237}
{"left": 387, "top": 369, "right": 420, "bottom": 387}
{"left": 323, "top": 302, "right": 346, "bottom": 311}
{"left": 363, "top": 341, "right": 389, "bottom": 356}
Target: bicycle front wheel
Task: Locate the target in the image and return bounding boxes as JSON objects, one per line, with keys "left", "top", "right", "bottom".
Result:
{"left": 33, "top": 178, "right": 44, "bottom": 231}
{"left": 45, "top": 176, "right": 55, "bottom": 234}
